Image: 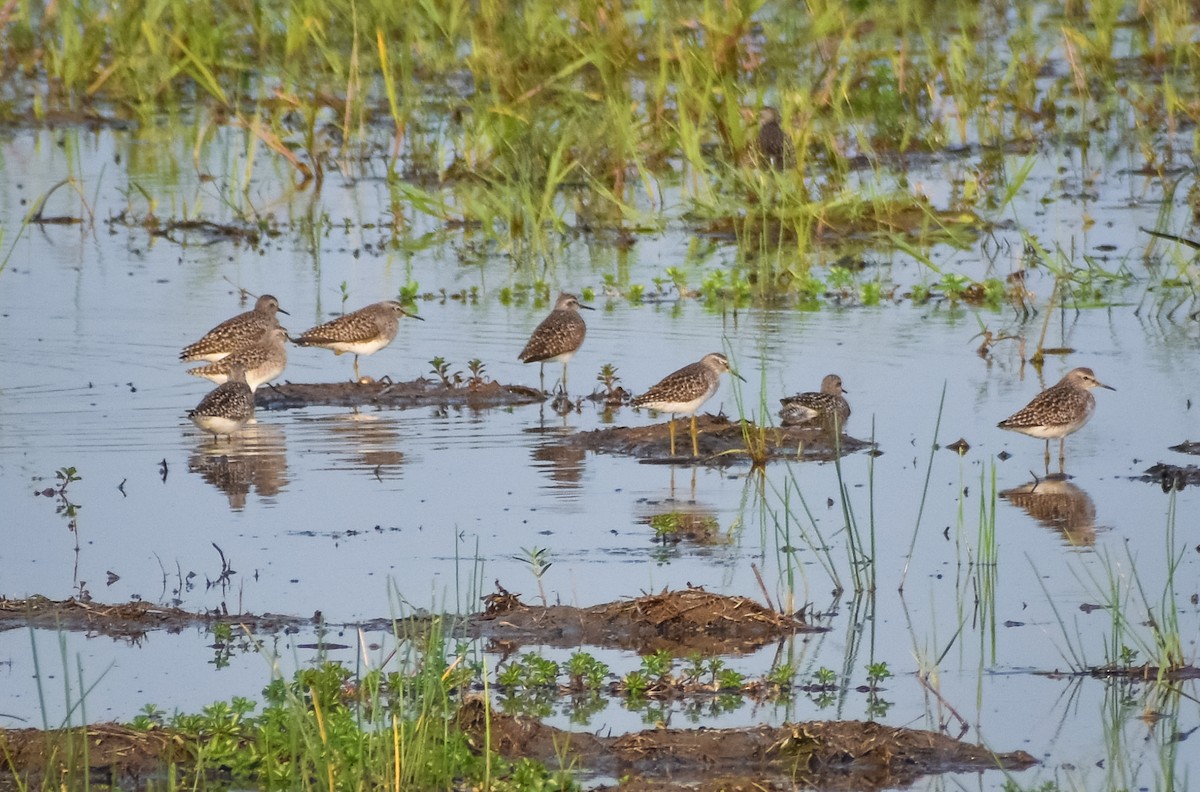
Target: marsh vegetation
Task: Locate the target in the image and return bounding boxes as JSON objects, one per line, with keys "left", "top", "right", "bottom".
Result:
{"left": 2, "top": 0, "right": 1200, "bottom": 790}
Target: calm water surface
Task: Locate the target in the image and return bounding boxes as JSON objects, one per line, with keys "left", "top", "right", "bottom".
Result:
{"left": 1, "top": 127, "right": 1198, "bottom": 790}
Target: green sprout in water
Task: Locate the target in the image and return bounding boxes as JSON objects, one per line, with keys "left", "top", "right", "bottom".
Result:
{"left": 514, "top": 546, "right": 552, "bottom": 606}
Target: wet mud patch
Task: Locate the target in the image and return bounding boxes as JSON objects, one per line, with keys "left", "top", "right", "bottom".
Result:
{"left": 1136, "top": 462, "right": 1200, "bottom": 491}
{"left": 0, "top": 723, "right": 190, "bottom": 791}
{"left": 570, "top": 414, "right": 874, "bottom": 465}
{"left": 473, "top": 586, "right": 820, "bottom": 655}
{"left": 456, "top": 697, "right": 1037, "bottom": 791}
{"left": 0, "top": 596, "right": 312, "bottom": 641}
{"left": 254, "top": 378, "right": 545, "bottom": 411}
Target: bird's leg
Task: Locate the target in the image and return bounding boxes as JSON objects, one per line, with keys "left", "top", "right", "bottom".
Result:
{"left": 668, "top": 418, "right": 676, "bottom": 457}
{"left": 353, "top": 355, "right": 361, "bottom": 382}
{"left": 561, "top": 361, "right": 569, "bottom": 394}
{"left": 1043, "top": 440, "right": 1050, "bottom": 472}
{"left": 690, "top": 415, "right": 699, "bottom": 458}
{"left": 539, "top": 363, "right": 546, "bottom": 394}
{"left": 1058, "top": 438, "right": 1067, "bottom": 473}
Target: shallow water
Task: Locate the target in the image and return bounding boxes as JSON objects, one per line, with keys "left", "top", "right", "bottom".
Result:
{"left": 2, "top": 123, "right": 1199, "bottom": 790}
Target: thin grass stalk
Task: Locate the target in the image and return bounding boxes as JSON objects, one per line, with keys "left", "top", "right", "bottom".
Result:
{"left": 899, "top": 382, "right": 947, "bottom": 590}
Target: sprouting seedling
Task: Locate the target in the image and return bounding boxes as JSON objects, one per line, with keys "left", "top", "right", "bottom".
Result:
{"left": 429, "top": 357, "right": 460, "bottom": 388}
{"left": 399, "top": 280, "right": 420, "bottom": 304}
{"left": 339, "top": 281, "right": 350, "bottom": 312}
{"left": 596, "top": 363, "right": 621, "bottom": 398}
{"left": 467, "top": 358, "right": 487, "bottom": 387}
{"left": 865, "top": 661, "right": 892, "bottom": 687}
{"left": 513, "top": 546, "right": 552, "bottom": 606}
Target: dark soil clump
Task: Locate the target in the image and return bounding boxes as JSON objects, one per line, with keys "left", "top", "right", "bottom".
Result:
{"left": 254, "top": 378, "right": 545, "bottom": 411}
{"left": 474, "top": 585, "right": 820, "bottom": 655}
{"left": 456, "top": 697, "right": 1038, "bottom": 791}
{"left": 570, "top": 413, "right": 873, "bottom": 465}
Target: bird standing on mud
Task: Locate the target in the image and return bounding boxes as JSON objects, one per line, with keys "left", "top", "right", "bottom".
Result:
{"left": 518, "top": 292, "right": 593, "bottom": 393}
{"left": 633, "top": 352, "right": 745, "bottom": 458}
{"left": 293, "top": 300, "right": 424, "bottom": 381}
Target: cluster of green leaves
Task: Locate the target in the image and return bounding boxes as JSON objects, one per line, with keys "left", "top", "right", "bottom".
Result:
{"left": 130, "top": 653, "right": 573, "bottom": 790}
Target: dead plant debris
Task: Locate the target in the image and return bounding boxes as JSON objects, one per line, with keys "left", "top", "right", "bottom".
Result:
{"left": 475, "top": 585, "right": 820, "bottom": 655}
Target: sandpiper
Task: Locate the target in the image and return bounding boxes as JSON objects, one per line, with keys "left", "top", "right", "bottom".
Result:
{"left": 188, "top": 326, "right": 288, "bottom": 392}
{"left": 293, "top": 300, "right": 423, "bottom": 381}
{"left": 632, "top": 352, "right": 745, "bottom": 457}
{"left": 755, "top": 107, "right": 794, "bottom": 170}
{"left": 180, "top": 294, "right": 288, "bottom": 362}
{"left": 998, "top": 367, "right": 1115, "bottom": 467}
{"left": 188, "top": 364, "right": 255, "bottom": 440}
{"left": 780, "top": 373, "right": 850, "bottom": 431}
{"left": 517, "top": 292, "right": 593, "bottom": 393}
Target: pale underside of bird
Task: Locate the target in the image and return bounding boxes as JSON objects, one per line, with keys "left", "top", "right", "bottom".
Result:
{"left": 188, "top": 326, "right": 289, "bottom": 391}
{"left": 632, "top": 352, "right": 745, "bottom": 457}
{"left": 188, "top": 364, "right": 255, "bottom": 440}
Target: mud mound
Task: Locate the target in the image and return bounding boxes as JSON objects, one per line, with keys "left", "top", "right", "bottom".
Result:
{"left": 0, "top": 723, "right": 190, "bottom": 788}
{"left": 474, "top": 586, "right": 819, "bottom": 654}
{"left": 570, "top": 413, "right": 873, "bottom": 465}
{"left": 457, "top": 697, "right": 1038, "bottom": 790}
{"left": 254, "top": 377, "right": 545, "bottom": 410}
{"left": 0, "top": 596, "right": 310, "bottom": 640}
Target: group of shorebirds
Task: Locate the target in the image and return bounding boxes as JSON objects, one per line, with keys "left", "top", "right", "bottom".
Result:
{"left": 183, "top": 296, "right": 422, "bottom": 438}
{"left": 184, "top": 291, "right": 1115, "bottom": 467}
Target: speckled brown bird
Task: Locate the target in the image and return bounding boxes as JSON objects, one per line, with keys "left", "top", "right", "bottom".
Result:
{"left": 293, "top": 300, "right": 424, "bottom": 381}
{"left": 188, "top": 364, "right": 255, "bottom": 440}
{"left": 518, "top": 292, "right": 593, "bottom": 393}
{"left": 998, "top": 367, "right": 1114, "bottom": 467}
{"left": 755, "top": 107, "right": 794, "bottom": 170}
{"left": 780, "top": 374, "right": 851, "bottom": 431}
{"left": 632, "top": 352, "right": 745, "bottom": 457}
{"left": 180, "top": 294, "right": 288, "bottom": 362}
{"left": 188, "top": 326, "right": 288, "bottom": 392}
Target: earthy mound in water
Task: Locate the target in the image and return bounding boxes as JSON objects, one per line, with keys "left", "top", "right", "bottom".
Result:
{"left": 456, "top": 697, "right": 1038, "bottom": 791}
{"left": 474, "top": 585, "right": 818, "bottom": 654}
{"left": 571, "top": 413, "right": 873, "bottom": 464}
{"left": 0, "top": 595, "right": 308, "bottom": 641}
{"left": 254, "top": 378, "right": 545, "bottom": 410}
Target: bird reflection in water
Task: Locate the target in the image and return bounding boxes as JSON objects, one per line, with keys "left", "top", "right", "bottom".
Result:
{"left": 526, "top": 426, "right": 585, "bottom": 490}
{"left": 1000, "top": 475, "right": 1098, "bottom": 548}
{"left": 188, "top": 422, "right": 288, "bottom": 511}
{"left": 317, "top": 412, "right": 407, "bottom": 480}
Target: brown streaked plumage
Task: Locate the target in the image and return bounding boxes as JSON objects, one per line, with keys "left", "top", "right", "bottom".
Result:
{"left": 518, "top": 292, "right": 593, "bottom": 393}
{"left": 188, "top": 364, "right": 255, "bottom": 440}
{"left": 755, "top": 107, "right": 794, "bottom": 170}
{"left": 293, "top": 300, "right": 424, "bottom": 381}
{"left": 998, "top": 367, "right": 1114, "bottom": 467}
{"left": 180, "top": 294, "right": 288, "bottom": 362}
{"left": 188, "top": 326, "right": 288, "bottom": 392}
{"left": 632, "top": 352, "right": 745, "bottom": 457}
{"left": 780, "top": 374, "right": 851, "bottom": 431}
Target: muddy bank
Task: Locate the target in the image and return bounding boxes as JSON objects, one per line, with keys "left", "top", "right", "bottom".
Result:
{"left": 570, "top": 413, "right": 874, "bottom": 465}
{"left": 0, "top": 596, "right": 312, "bottom": 641}
{"left": 0, "top": 696, "right": 1037, "bottom": 792}
{"left": 473, "top": 586, "right": 818, "bottom": 655}
{"left": 1, "top": 588, "right": 809, "bottom": 655}
{"left": 457, "top": 697, "right": 1038, "bottom": 791}
{"left": 254, "top": 378, "right": 546, "bottom": 410}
